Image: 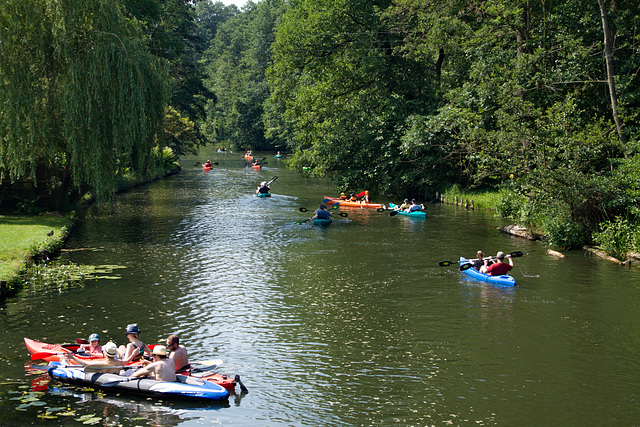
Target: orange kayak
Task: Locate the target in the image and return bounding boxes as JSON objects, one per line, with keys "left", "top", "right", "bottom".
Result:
{"left": 252, "top": 164, "right": 261, "bottom": 169}
{"left": 323, "top": 197, "right": 385, "bottom": 210}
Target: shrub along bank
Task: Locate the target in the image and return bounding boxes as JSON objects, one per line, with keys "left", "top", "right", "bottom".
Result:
{"left": 443, "top": 186, "right": 640, "bottom": 263}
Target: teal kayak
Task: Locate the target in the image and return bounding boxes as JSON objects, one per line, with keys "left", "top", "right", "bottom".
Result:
{"left": 255, "top": 193, "right": 271, "bottom": 198}
{"left": 459, "top": 257, "right": 516, "bottom": 286}
{"left": 388, "top": 203, "right": 426, "bottom": 218}
{"left": 313, "top": 218, "right": 332, "bottom": 226}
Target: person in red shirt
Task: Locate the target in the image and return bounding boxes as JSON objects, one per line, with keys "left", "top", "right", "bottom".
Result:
{"left": 483, "top": 251, "right": 513, "bottom": 276}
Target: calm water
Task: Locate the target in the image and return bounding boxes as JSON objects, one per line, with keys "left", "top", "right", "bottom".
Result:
{"left": 1, "top": 148, "right": 639, "bottom": 426}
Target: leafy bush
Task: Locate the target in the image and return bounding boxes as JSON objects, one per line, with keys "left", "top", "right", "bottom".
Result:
{"left": 592, "top": 216, "right": 637, "bottom": 260}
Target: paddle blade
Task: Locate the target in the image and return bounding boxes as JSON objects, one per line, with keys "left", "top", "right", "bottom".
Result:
{"left": 75, "top": 338, "right": 89, "bottom": 344}
{"left": 299, "top": 207, "right": 309, "bottom": 212}
{"left": 193, "top": 359, "right": 223, "bottom": 366}
{"left": 376, "top": 207, "right": 385, "bottom": 212}
{"left": 510, "top": 251, "right": 525, "bottom": 257}
{"left": 438, "top": 261, "right": 453, "bottom": 267}
{"left": 355, "top": 191, "right": 367, "bottom": 197}
{"left": 339, "top": 213, "right": 348, "bottom": 217}
{"left": 460, "top": 263, "right": 473, "bottom": 271}
{"left": 330, "top": 203, "right": 340, "bottom": 210}
{"left": 389, "top": 211, "right": 398, "bottom": 217}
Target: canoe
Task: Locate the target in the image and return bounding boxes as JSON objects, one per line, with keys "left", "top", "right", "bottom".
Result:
{"left": 313, "top": 218, "right": 332, "bottom": 226}
{"left": 388, "top": 202, "right": 426, "bottom": 218}
{"left": 251, "top": 164, "right": 261, "bottom": 170}
{"left": 47, "top": 363, "right": 229, "bottom": 401}
{"left": 255, "top": 192, "right": 271, "bottom": 198}
{"left": 323, "top": 197, "right": 385, "bottom": 210}
{"left": 459, "top": 257, "right": 516, "bottom": 286}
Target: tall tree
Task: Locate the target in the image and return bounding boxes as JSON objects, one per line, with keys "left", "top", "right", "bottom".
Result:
{"left": 0, "top": 0, "right": 167, "bottom": 200}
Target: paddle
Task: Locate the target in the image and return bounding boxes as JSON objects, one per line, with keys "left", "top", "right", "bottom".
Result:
{"left": 101, "top": 377, "right": 139, "bottom": 387}
{"left": 266, "top": 176, "right": 278, "bottom": 186}
{"left": 439, "top": 251, "right": 529, "bottom": 267}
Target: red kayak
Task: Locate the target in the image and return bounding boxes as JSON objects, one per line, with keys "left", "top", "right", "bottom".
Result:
{"left": 251, "top": 164, "right": 261, "bottom": 170}
{"left": 203, "top": 165, "right": 212, "bottom": 172}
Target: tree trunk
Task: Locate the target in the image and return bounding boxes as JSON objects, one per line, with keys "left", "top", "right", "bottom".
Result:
{"left": 598, "top": 0, "right": 628, "bottom": 158}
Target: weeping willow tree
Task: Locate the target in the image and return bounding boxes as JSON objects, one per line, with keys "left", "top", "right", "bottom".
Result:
{"left": 0, "top": 0, "right": 168, "bottom": 201}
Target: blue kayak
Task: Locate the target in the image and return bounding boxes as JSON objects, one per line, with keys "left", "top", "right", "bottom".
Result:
{"left": 459, "top": 257, "right": 516, "bottom": 286}
{"left": 313, "top": 218, "right": 332, "bottom": 226}
{"left": 388, "top": 203, "right": 426, "bottom": 218}
{"left": 47, "top": 363, "right": 229, "bottom": 401}
{"left": 255, "top": 192, "right": 271, "bottom": 198}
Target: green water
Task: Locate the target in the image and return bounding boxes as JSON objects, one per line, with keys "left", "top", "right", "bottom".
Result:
{"left": 1, "top": 147, "right": 639, "bottom": 426}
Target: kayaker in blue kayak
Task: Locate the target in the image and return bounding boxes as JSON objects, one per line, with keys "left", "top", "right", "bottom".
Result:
{"left": 131, "top": 345, "right": 177, "bottom": 382}
{"left": 408, "top": 199, "right": 425, "bottom": 212}
{"left": 481, "top": 251, "right": 514, "bottom": 275}
{"left": 469, "top": 251, "right": 493, "bottom": 271}
{"left": 166, "top": 334, "right": 190, "bottom": 372}
{"left": 310, "top": 204, "right": 332, "bottom": 221}
{"left": 256, "top": 181, "right": 270, "bottom": 195}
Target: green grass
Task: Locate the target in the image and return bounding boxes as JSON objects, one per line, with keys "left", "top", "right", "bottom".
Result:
{"left": 0, "top": 215, "right": 69, "bottom": 282}
{"left": 441, "top": 187, "right": 504, "bottom": 211}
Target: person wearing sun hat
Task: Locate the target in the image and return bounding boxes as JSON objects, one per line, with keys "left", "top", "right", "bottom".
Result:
{"left": 79, "top": 333, "right": 103, "bottom": 356}
{"left": 117, "top": 323, "right": 151, "bottom": 363}
{"left": 62, "top": 341, "right": 124, "bottom": 374}
{"left": 131, "top": 345, "right": 177, "bottom": 382}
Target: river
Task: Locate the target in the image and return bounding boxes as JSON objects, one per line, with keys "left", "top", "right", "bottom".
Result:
{"left": 1, "top": 147, "right": 639, "bottom": 426}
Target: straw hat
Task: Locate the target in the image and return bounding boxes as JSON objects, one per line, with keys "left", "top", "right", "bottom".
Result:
{"left": 152, "top": 345, "right": 168, "bottom": 356}
{"left": 103, "top": 342, "right": 118, "bottom": 357}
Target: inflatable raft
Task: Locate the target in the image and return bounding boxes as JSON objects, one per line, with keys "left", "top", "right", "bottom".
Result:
{"left": 47, "top": 363, "right": 229, "bottom": 401}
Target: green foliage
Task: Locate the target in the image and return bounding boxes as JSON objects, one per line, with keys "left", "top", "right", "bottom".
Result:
{"left": 0, "top": 0, "right": 168, "bottom": 201}
{"left": 592, "top": 217, "right": 639, "bottom": 260}
{"left": 161, "top": 107, "right": 199, "bottom": 156}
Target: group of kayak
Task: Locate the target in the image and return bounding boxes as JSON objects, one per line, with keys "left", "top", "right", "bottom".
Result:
{"left": 24, "top": 325, "right": 247, "bottom": 402}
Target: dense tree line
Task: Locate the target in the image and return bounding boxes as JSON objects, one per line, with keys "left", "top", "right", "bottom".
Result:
{"left": 0, "top": 0, "right": 233, "bottom": 207}
{"left": 202, "top": 0, "right": 640, "bottom": 253}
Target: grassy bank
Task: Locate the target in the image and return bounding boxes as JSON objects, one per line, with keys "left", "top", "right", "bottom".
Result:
{"left": 441, "top": 187, "right": 506, "bottom": 211}
{"left": 0, "top": 215, "right": 71, "bottom": 286}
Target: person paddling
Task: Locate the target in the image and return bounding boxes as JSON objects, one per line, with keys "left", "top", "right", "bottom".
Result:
{"left": 256, "top": 181, "right": 270, "bottom": 195}
{"left": 481, "top": 251, "right": 513, "bottom": 275}
{"left": 310, "top": 204, "right": 332, "bottom": 221}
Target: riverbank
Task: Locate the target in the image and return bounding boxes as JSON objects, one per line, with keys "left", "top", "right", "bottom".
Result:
{"left": 0, "top": 166, "right": 181, "bottom": 299}
{"left": 441, "top": 186, "right": 639, "bottom": 265}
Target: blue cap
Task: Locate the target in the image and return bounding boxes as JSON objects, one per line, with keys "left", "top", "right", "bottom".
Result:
{"left": 88, "top": 333, "right": 99, "bottom": 342}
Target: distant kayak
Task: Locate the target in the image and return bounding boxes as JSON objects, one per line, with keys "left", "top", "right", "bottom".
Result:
{"left": 255, "top": 192, "right": 271, "bottom": 198}
{"left": 323, "top": 197, "right": 384, "bottom": 210}
{"left": 388, "top": 203, "right": 426, "bottom": 218}
{"left": 274, "top": 154, "right": 283, "bottom": 158}
{"left": 203, "top": 165, "right": 212, "bottom": 171}
{"left": 251, "top": 164, "right": 261, "bottom": 170}
{"left": 459, "top": 257, "right": 516, "bottom": 286}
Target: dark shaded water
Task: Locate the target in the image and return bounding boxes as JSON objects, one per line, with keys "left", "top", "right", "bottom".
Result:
{"left": 1, "top": 148, "right": 639, "bottom": 425}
